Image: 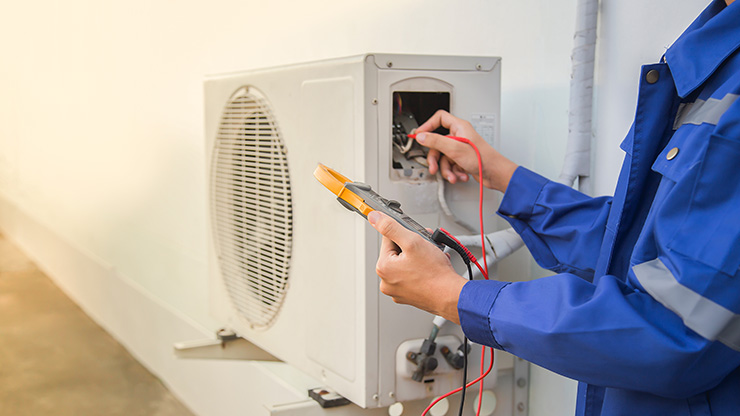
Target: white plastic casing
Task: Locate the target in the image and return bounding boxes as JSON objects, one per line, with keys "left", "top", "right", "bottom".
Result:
{"left": 204, "top": 54, "right": 502, "bottom": 408}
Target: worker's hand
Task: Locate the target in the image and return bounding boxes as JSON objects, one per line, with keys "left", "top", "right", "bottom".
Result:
{"left": 415, "top": 110, "right": 518, "bottom": 192}
{"left": 369, "top": 211, "right": 467, "bottom": 324}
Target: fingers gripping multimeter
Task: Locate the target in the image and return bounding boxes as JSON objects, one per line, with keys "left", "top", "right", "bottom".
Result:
{"left": 313, "top": 164, "right": 444, "bottom": 250}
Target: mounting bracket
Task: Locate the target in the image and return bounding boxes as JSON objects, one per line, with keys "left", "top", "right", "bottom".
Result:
{"left": 173, "top": 328, "right": 280, "bottom": 361}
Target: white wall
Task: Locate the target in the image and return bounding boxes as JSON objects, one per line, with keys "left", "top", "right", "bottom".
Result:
{"left": 0, "top": 1, "right": 710, "bottom": 415}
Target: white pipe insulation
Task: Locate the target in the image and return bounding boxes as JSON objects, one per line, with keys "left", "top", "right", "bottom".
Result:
{"left": 559, "top": 0, "right": 599, "bottom": 192}
{"left": 452, "top": 0, "right": 599, "bottom": 270}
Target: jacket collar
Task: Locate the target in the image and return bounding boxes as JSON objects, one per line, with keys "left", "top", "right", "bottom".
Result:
{"left": 665, "top": 0, "right": 740, "bottom": 98}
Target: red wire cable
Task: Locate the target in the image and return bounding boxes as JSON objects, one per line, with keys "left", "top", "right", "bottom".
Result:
{"left": 444, "top": 136, "right": 488, "bottom": 279}
{"left": 477, "top": 345, "right": 486, "bottom": 415}
{"left": 439, "top": 228, "right": 488, "bottom": 279}
{"left": 421, "top": 346, "right": 495, "bottom": 416}
{"left": 444, "top": 136, "right": 489, "bottom": 416}
{"left": 411, "top": 134, "right": 492, "bottom": 416}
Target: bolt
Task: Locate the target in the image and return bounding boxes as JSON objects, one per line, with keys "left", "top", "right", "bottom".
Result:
{"left": 217, "top": 328, "right": 235, "bottom": 337}
{"left": 372, "top": 394, "right": 379, "bottom": 401}
{"left": 517, "top": 402, "right": 526, "bottom": 412}
{"left": 387, "top": 61, "right": 393, "bottom": 68}
{"left": 517, "top": 377, "right": 527, "bottom": 388}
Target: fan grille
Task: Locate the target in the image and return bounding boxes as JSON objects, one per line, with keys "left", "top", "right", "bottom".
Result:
{"left": 211, "top": 87, "right": 293, "bottom": 329}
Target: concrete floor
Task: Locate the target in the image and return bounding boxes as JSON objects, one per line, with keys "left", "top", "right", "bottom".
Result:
{"left": 0, "top": 234, "right": 195, "bottom": 416}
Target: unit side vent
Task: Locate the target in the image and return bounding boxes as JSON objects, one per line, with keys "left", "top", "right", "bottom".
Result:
{"left": 211, "top": 86, "right": 293, "bottom": 329}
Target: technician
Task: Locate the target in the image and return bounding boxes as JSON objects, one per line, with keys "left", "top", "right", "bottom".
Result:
{"left": 369, "top": 1, "right": 740, "bottom": 415}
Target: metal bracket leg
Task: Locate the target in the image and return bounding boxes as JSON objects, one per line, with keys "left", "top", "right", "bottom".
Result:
{"left": 173, "top": 328, "right": 280, "bottom": 361}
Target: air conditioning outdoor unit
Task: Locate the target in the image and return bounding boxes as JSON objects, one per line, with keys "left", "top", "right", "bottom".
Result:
{"left": 204, "top": 53, "right": 508, "bottom": 409}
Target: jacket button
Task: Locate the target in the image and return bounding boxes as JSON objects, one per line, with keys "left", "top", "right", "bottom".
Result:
{"left": 666, "top": 147, "right": 679, "bottom": 160}
{"left": 646, "top": 70, "right": 660, "bottom": 84}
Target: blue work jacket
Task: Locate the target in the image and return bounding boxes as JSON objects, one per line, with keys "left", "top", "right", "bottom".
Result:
{"left": 458, "top": 1, "right": 740, "bottom": 415}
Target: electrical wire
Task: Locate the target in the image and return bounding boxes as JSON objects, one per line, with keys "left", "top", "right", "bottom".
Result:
{"left": 436, "top": 173, "right": 477, "bottom": 233}
{"left": 439, "top": 228, "right": 487, "bottom": 279}
{"left": 421, "top": 346, "right": 495, "bottom": 416}
{"left": 438, "top": 136, "right": 491, "bottom": 416}
{"left": 459, "top": 260, "right": 473, "bottom": 416}
{"left": 443, "top": 136, "right": 488, "bottom": 278}
{"left": 412, "top": 134, "right": 492, "bottom": 416}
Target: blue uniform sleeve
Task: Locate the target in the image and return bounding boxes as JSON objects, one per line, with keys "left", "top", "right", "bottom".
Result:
{"left": 498, "top": 167, "right": 612, "bottom": 281}
{"left": 459, "top": 271, "right": 740, "bottom": 399}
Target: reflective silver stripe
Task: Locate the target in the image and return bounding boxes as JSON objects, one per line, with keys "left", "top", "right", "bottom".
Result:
{"left": 633, "top": 258, "right": 740, "bottom": 352}
{"left": 673, "top": 93, "right": 739, "bottom": 130}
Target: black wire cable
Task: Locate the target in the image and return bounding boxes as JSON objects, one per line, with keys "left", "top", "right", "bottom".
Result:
{"left": 458, "top": 260, "right": 473, "bottom": 416}
{"left": 431, "top": 228, "right": 475, "bottom": 416}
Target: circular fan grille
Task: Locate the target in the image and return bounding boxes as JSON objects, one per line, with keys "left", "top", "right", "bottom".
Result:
{"left": 211, "top": 87, "right": 293, "bottom": 329}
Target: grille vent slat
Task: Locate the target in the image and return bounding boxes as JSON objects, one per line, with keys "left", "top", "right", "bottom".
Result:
{"left": 211, "top": 87, "right": 293, "bottom": 329}
{"left": 215, "top": 218, "right": 291, "bottom": 247}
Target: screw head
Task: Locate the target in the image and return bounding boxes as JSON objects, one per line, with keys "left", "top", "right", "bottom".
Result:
{"left": 371, "top": 98, "right": 378, "bottom": 105}
{"left": 517, "top": 402, "right": 526, "bottom": 412}
{"left": 517, "top": 377, "right": 527, "bottom": 388}
{"left": 386, "top": 61, "right": 393, "bottom": 68}
{"left": 476, "top": 63, "right": 483, "bottom": 70}
{"left": 372, "top": 394, "right": 379, "bottom": 401}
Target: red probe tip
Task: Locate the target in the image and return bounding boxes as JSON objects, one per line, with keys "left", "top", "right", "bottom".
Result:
{"left": 407, "top": 133, "right": 417, "bottom": 139}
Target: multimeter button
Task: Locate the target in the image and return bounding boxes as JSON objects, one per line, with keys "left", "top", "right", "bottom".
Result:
{"left": 388, "top": 200, "right": 403, "bottom": 214}
{"left": 351, "top": 182, "right": 372, "bottom": 191}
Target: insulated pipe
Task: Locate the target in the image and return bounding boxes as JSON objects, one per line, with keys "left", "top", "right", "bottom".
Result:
{"left": 559, "top": 0, "right": 599, "bottom": 193}
{"left": 452, "top": 228, "right": 525, "bottom": 264}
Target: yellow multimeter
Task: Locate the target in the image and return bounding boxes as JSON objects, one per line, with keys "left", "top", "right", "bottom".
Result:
{"left": 313, "top": 163, "right": 443, "bottom": 250}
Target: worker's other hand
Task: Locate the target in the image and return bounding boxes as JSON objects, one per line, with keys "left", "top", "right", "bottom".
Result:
{"left": 369, "top": 211, "right": 467, "bottom": 324}
{"left": 415, "top": 110, "right": 518, "bottom": 192}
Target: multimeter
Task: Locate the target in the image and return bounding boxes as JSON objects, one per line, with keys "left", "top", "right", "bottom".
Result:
{"left": 313, "top": 163, "right": 444, "bottom": 250}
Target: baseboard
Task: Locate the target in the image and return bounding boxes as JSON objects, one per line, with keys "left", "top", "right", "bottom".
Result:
{"left": 0, "top": 194, "right": 316, "bottom": 416}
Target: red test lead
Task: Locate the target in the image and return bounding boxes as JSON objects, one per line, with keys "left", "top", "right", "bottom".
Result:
{"left": 411, "top": 133, "right": 492, "bottom": 416}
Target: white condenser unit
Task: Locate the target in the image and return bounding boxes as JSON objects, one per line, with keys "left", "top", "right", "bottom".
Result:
{"left": 204, "top": 54, "right": 508, "bottom": 409}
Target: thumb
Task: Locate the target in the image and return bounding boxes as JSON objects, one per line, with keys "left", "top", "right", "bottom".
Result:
{"left": 415, "top": 132, "right": 465, "bottom": 159}
{"left": 368, "top": 211, "right": 415, "bottom": 248}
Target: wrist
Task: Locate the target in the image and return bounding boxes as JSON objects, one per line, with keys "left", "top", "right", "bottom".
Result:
{"left": 493, "top": 160, "right": 518, "bottom": 193}
{"left": 437, "top": 273, "right": 467, "bottom": 325}
{"left": 481, "top": 152, "right": 517, "bottom": 192}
